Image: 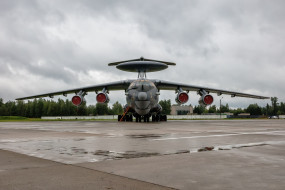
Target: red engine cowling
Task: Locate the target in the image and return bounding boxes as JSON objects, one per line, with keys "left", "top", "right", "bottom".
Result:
{"left": 175, "top": 92, "right": 189, "bottom": 104}
{"left": 72, "top": 95, "right": 84, "bottom": 106}
{"left": 199, "top": 94, "right": 214, "bottom": 106}
{"left": 96, "top": 92, "right": 109, "bottom": 103}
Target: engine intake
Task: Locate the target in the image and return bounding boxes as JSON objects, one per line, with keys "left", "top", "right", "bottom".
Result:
{"left": 175, "top": 92, "right": 189, "bottom": 104}
{"left": 72, "top": 95, "right": 84, "bottom": 106}
{"left": 199, "top": 94, "right": 214, "bottom": 106}
{"left": 96, "top": 92, "right": 109, "bottom": 103}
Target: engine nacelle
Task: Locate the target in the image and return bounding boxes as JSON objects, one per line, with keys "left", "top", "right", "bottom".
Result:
{"left": 175, "top": 92, "right": 189, "bottom": 104}
{"left": 199, "top": 94, "right": 214, "bottom": 106}
{"left": 96, "top": 92, "right": 109, "bottom": 103}
{"left": 72, "top": 95, "right": 85, "bottom": 106}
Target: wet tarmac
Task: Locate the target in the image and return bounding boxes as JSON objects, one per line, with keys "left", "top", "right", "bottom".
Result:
{"left": 1, "top": 120, "right": 285, "bottom": 189}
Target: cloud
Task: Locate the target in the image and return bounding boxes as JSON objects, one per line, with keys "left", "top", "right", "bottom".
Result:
{"left": 0, "top": 0, "right": 284, "bottom": 107}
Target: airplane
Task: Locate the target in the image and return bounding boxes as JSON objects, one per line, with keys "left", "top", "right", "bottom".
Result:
{"left": 16, "top": 57, "right": 270, "bottom": 122}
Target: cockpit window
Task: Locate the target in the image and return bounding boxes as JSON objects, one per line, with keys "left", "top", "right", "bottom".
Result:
{"left": 128, "top": 80, "right": 155, "bottom": 91}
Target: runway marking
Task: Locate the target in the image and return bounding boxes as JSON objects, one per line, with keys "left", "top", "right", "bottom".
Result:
{"left": 151, "top": 130, "right": 285, "bottom": 141}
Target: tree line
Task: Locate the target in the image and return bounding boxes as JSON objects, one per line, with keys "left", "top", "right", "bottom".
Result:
{"left": 0, "top": 97, "right": 283, "bottom": 117}
{"left": 193, "top": 97, "right": 284, "bottom": 116}
{"left": 0, "top": 98, "right": 123, "bottom": 118}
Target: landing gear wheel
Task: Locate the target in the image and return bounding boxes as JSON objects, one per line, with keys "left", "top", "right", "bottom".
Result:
{"left": 125, "top": 115, "right": 129, "bottom": 121}
{"left": 156, "top": 115, "right": 160, "bottom": 122}
{"left": 160, "top": 115, "right": 167, "bottom": 121}
{"left": 143, "top": 116, "right": 147, "bottom": 122}
{"left": 130, "top": 115, "right": 133, "bottom": 122}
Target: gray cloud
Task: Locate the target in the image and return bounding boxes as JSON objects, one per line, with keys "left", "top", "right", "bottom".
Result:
{"left": 0, "top": 0, "right": 284, "bottom": 107}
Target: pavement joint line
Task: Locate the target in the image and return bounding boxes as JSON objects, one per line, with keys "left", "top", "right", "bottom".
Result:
{"left": 0, "top": 149, "right": 177, "bottom": 190}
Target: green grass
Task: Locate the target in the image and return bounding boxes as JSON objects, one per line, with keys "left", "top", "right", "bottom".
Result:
{"left": 0, "top": 116, "right": 117, "bottom": 122}
{"left": 0, "top": 116, "right": 29, "bottom": 120}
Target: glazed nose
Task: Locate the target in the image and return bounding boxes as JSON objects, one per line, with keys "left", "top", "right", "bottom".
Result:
{"left": 138, "top": 92, "right": 147, "bottom": 101}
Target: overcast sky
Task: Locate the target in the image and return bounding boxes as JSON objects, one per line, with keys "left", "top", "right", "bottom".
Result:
{"left": 1, "top": 0, "right": 284, "bottom": 108}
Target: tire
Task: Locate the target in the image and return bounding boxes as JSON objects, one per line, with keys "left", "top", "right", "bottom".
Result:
{"left": 152, "top": 115, "right": 155, "bottom": 122}
{"left": 126, "top": 115, "right": 130, "bottom": 122}
{"left": 130, "top": 115, "right": 133, "bottom": 122}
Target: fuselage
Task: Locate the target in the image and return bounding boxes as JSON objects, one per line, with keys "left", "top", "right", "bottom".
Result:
{"left": 125, "top": 79, "right": 161, "bottom": 116}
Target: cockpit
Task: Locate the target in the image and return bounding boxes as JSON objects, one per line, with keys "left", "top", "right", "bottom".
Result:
{"left": 128, "top": 80, "right": 155, "bottom": 92}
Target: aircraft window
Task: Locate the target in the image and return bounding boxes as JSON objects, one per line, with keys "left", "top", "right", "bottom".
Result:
{"left": 141, "top": 82, "right": 154, "bottom": 91}
{"left": 129, "top": 82, "right": 138, "bottom": 89}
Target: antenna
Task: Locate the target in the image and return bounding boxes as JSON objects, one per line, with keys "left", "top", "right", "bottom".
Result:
{"left": 108, "top": 57, "right": 176, "bottom": 78}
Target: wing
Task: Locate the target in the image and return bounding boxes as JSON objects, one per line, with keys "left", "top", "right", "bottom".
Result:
{"left": 16, "top": 80, "right": 134, "bottom": 100}
{"left": 153, "top": 80, "right": 270, "bottom": 99}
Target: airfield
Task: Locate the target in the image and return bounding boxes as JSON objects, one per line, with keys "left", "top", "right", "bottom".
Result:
{"left": 0, "top": 119, "right": 285, "bottom": 190}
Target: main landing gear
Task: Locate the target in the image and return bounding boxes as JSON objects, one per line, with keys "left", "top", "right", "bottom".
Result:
{"left": 118, "top": 114, "right": 167, "bottom": 122}
{"left": 118, "top": 114, "right": 133, "bottom": 122}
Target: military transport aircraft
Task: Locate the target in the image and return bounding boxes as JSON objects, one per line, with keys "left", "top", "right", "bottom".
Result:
{"left": 16, "top": 57, "right": 269, "bottom": 122}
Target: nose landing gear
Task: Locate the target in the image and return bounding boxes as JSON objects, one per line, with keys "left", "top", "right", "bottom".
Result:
{"left": 118, "top": 114, "right": 167, "bottom": 122}
{"left": 118, "top": 114, "right": 133, "bottom": 122}
{"left": 135, "top": 115, "right": 149, "bottom": 122}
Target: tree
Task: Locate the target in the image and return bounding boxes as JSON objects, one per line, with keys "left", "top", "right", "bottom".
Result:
{"left": 279, "top": 102, "right": 285, "bottom": 115}
{"left": 111, "top": 101, "right": 123, "bottom": 115}
{"left": 77, "top": 101, "right": 87, "bottom": 116}
{"left": 16, "top": 100, "right": 25, "bottom": 116}
{"left": 47, "top": 101, "right": 57, "bottom": 116}
{"left": 87, "top": 105, "right": 96, "bottom": 116}
{"left": 208, "top": 105, "right": 217, "bottom": 113}
{"left": 0, "top": 98, "right": 8, "bottom": 116}
{"left": 246, "top": 104, "right": 262, "bottom": 115}
{"left": 231, "top": 108, "right": 245, "bottom": 116}
{"left": 95, "top": 103, "right": 109, "bottom": 115}
{"left": 193, "top": 105, "right": 206, "bottom": 114}
{"left": 271, "top": 97, "right": 278, "bottom": 115}
{"left": 220, "top": 103, "right": 230, "bottom": 113}
{"left": 159, "top": 99, "right": 171, "bottom": 115}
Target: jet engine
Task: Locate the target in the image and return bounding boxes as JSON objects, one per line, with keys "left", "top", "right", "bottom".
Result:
{"left": 175, "top": 90, "right": 189, "bottom": 104}
{"left": 71, "top": 90, "right": 87, "bottom": 106}
{"left": 198, "top": 94, "right": 214, "bottom": 106}
{"left": 96, "top": 92, "right": 109, "bottom": 103}
{"left": 72, "top": 95, "right": 85, "bottom": 106}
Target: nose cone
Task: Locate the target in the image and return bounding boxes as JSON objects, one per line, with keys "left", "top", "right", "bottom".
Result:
{"left": 138, "top": 92, "right": 148, "bottom": 101}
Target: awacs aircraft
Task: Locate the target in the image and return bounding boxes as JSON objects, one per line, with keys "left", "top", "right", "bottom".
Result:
{"left": 17, "top": 57, "right": 269, "bottom": 122}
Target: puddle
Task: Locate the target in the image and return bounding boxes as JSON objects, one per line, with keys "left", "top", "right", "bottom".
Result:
{"left": 116, "top": 151, "right": 160, "bottom": 159}
{"left": 91, "top": 150, "right": 161, "bottom": 160}
{"left": 71, "top": 147, "right": 88, "bottom": 154}
{"left": 189, "top": 142, "right": 277, "bottom": 153}
{"left": 73, "top": 138, "right": 86, "bottom": 141}
{"left": 216, "top": 142, "right": 269, "bottom": 150}
{"left": 93, "top": 150, "right": 111, "bottom": 156}
{"left": 127, "top": 134, "right": 164, "bottom": 139}
{"left": 198, "top": 146, "right": 214, "bottom": 152}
